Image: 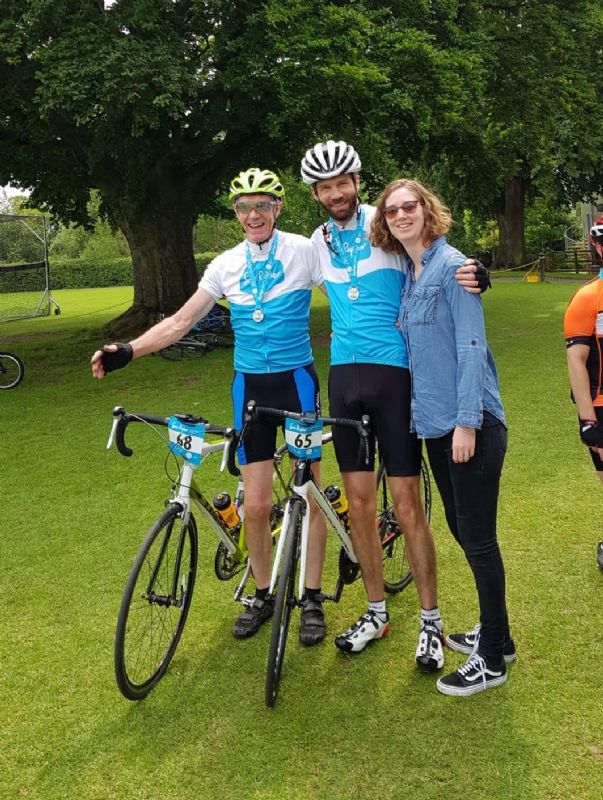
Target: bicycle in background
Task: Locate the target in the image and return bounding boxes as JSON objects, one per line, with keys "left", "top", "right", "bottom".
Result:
{"left": 0, "top": 351, "right": 24, "bottom": 389}
{"left": 158, "top": 303, "right": 234, "bottom": 361}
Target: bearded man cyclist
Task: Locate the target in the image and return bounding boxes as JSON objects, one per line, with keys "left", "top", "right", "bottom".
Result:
{"left": 91, "top": 168, "right": 329, "bottom": 642}
{"left": 300, "top": 140, "right": 488, "bottom": 669}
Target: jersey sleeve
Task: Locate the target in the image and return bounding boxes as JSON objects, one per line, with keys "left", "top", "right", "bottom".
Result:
{"left": 307, "top": 239, "right": 324, "bottom": 286}
{"left": 564, "top": 285, "right": 596, "bottom": 347}
{"left": 199, "top": 256, "right": 225, "bottom": 300}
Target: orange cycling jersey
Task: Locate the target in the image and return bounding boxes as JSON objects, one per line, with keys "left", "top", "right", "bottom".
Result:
{"left": 564, "top": 277, "right": 603, "bottom": 406}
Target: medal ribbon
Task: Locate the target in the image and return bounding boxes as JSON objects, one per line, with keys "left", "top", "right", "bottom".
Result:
{"left": 328, "top": 207, "right": 365, "bottom": 295}
{"left": 244, "top": 233, "right": 279, "bottom": 318}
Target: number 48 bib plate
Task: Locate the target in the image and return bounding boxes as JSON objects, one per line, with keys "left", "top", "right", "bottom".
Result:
{"left": 168, "top": 417, "right": 206, "bottom": 466}
{"left": 284, "top": 417, "right": 323, "bottom": 460}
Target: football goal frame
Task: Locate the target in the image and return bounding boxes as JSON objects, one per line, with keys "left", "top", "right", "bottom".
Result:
{"left": 0, "top": 213, "right": 61, "bottom": 321}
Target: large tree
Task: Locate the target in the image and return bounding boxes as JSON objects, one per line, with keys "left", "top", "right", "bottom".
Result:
{"left": 1, "top": 1, "right": 289, "bottom": 333}
{"left": 421, "top": 0, "right": 603, "bottom": 267}
{"left": 0, "top": 1, "right": 492, "bottom": 334}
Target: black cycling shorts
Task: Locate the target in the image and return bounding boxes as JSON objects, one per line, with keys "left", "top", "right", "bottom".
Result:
{"left": 233, "top": 363, "right": 321, "bottom": 465}
{"left": 328, "top": 363, "right": 421, "bottom": 477}
{"left": 587, "top": 407, "right": 603, "bottom": 471}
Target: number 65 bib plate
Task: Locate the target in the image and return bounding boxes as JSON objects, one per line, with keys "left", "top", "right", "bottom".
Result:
{"left": 284, "top": 418, "right": 323, "bottom": 460}
{"left": 168, "top": 417, "right": 206, "bottom": 466}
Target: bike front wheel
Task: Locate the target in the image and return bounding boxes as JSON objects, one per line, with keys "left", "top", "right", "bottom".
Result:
{"left": 114, "top": 506, "right": 198, "bottom": 700}
{"left": 376, "top": 458, "right": 431, "bottom": 594}
{"left": 265, "top": 500, "right": 301, "bottom": 708}
{"left": 0, "top": 352, "right": 24, "bottom": 389}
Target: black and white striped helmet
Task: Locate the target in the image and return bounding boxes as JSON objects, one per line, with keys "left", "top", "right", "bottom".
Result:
{"left": 300, "top": 140, "right": 362, "bottom": 185}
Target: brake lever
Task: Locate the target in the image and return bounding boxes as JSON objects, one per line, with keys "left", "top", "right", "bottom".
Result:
{"left": 106, "top": 418, "right": 119, "bottom": 450}
{"left": 106, "top": 406, "right": 124, "bottom": 450}
{"left": 220, "top": 430, "right": 235, "bottom": 473}
{"left": 360, "top": 414, "right": 371, "bottom": 466}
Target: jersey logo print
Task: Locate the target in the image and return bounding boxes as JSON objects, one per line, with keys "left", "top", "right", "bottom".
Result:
{"left": 239, "top": 259, "right": 285, "bottom": 296}
{"left": 596, "top": 311, "right": 603, "bottom": 335}
{"left": 329, "top": 237, "right": 371, "bottom": 271}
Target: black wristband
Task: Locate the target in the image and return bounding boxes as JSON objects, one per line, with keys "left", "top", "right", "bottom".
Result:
{"left": 102, "top": 342, "right": 133, "bottom": 374}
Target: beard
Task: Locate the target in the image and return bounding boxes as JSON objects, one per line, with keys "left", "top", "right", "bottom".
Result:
{"left": 323, "top": 195, "right": 358, "bottom": 223}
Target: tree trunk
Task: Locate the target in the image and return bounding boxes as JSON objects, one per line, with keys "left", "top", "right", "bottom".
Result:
{"left": 494, "top": 175, "right": 526, "bottom": 268}
{"left": 108, "top": 201, "right": 199, "bottom": 338}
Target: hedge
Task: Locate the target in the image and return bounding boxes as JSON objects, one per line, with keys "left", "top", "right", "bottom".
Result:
{"left": 24, "top": 252, "right": 219, "bottom": 290}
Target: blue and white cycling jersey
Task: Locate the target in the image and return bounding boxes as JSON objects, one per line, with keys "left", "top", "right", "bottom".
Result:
{"left": 200, "top": 231, "right": 323, "bottom": 373}
{"left": 310, "top": 204, "right": 409, "bottom": 368}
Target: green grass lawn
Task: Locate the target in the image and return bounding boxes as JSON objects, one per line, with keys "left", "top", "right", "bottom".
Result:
{"left": 1, "top": 283, "right": 601, "bottom": 800}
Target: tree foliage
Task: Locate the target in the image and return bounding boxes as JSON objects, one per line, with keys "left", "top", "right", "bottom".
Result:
{"left": 1, "top": 1, "right": 601, "bottom": 328}
{"left": 424, "top": 0, "right": 603, "bottom": 266}
{"left": 1, "top": 1, "right": 482, "bottom": 330}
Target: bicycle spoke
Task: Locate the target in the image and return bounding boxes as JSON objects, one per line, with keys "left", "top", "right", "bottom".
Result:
{"left": 115, "top": 508, "right": 197, "bottom": 700}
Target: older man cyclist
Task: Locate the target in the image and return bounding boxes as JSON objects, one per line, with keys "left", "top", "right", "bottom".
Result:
{"left": 91, "top": 168, "right": 329, "bottom": 643}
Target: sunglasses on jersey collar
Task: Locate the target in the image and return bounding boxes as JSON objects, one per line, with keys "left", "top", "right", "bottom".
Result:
{"left": 234, "top": 200, "right": 277, "bottom": 214}
{"left": 383, "top": 200, "right": 422, "bottom": 220}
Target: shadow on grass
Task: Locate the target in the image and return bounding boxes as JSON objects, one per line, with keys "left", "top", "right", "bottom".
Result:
{"left": 35, "top": 594, "right": 532, "bottom": 800}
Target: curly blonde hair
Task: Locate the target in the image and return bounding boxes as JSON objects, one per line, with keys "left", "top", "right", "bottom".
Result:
{"left": 369, "top": 179, "right": 452, "bottom": 254}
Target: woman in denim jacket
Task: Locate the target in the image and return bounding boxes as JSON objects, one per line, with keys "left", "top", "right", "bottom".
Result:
{"left": 370, "top": 178, "right": 515, "bottom": 697}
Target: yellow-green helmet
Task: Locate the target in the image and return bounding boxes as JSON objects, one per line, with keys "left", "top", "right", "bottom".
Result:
{"left": 229, "top": 168, "right": 285, "bottom": 201}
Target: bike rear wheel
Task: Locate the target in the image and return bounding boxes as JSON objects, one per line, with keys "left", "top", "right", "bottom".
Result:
{"left": 265, "top": 500, "right": 301, "bottom": 708}
{"left": 0, "top": 352, "right": 24, "bottom": 389}
{"left": 115, "top": 505, "right": 198, "bottom": 700}
{"left": 377, "top": 458, "right": 431, "bottom": 594}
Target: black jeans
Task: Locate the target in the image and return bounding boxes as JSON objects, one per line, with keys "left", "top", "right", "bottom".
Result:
{"left": 426, "top": 423, "right": 510, "bottom": 663}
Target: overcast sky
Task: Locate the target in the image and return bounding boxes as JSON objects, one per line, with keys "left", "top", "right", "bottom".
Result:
{"left": 2, "top": 184, "right": 29, "bottom": 198}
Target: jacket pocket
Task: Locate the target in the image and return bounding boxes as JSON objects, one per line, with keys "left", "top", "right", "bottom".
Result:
{"left": 407, "top": 285, "right": 441, "bottom": 325}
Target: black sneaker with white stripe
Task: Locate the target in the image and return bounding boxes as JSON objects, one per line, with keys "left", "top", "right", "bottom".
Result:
{"left": 436, "top": 652, "right": 507, "bottom": 697}
{"left": 446, "top": 623, "right": 517, "bottom": 663}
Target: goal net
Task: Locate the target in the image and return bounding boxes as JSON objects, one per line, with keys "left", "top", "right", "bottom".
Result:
{"left": 0, "top": 214, "right": 60, "bottom": 321}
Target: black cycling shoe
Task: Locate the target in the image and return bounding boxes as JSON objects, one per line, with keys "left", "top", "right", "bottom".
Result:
{"left": 299, "top": 600, "right": 326, "bottom": 646}
{"left": 232, "top": 596, "right": 274, "bottom": 639}
{"left": 597, "top": 541, "right": 603, "bottom": 570}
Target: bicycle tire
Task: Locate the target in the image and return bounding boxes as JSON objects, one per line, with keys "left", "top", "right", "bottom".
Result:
{"left": 0, "top": 352, "right": 24, "bottom": 389}
{"left": 114, "top": 505, "right": 198, "bottom": 700}
{"left": 158, "top": 344, "right": 185, "bottom": 361}
{"left": 265, "top": 500, "right": 301, "bottom": 708}
{"left": 376, "top": 458, "right": 431, "bottom": 593}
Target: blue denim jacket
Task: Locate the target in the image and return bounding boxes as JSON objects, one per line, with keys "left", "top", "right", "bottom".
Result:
{"left": 399, "top": 236, "right": 506, "bottom": 438}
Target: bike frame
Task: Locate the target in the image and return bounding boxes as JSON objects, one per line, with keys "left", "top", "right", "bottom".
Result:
{"left": 174, "top": 445, "right": 242, "bottom": 559}
{"left": 268, "top": 458, "right": 358, "bottom": 601}
{"left": 107, "top": 408, "right": 255, "bottom": 600}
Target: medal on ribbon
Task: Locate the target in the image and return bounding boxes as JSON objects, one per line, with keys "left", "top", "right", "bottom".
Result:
{"left": 328, "top": 208, "right": 365, "bottom": 301}
{"left": 244, "top": 233, "right": 279, "bottom": 323}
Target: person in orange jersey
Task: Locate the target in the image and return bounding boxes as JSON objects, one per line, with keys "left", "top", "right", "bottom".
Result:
{"left": 564, "top": 267, "right": 603, "bottom": 569}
